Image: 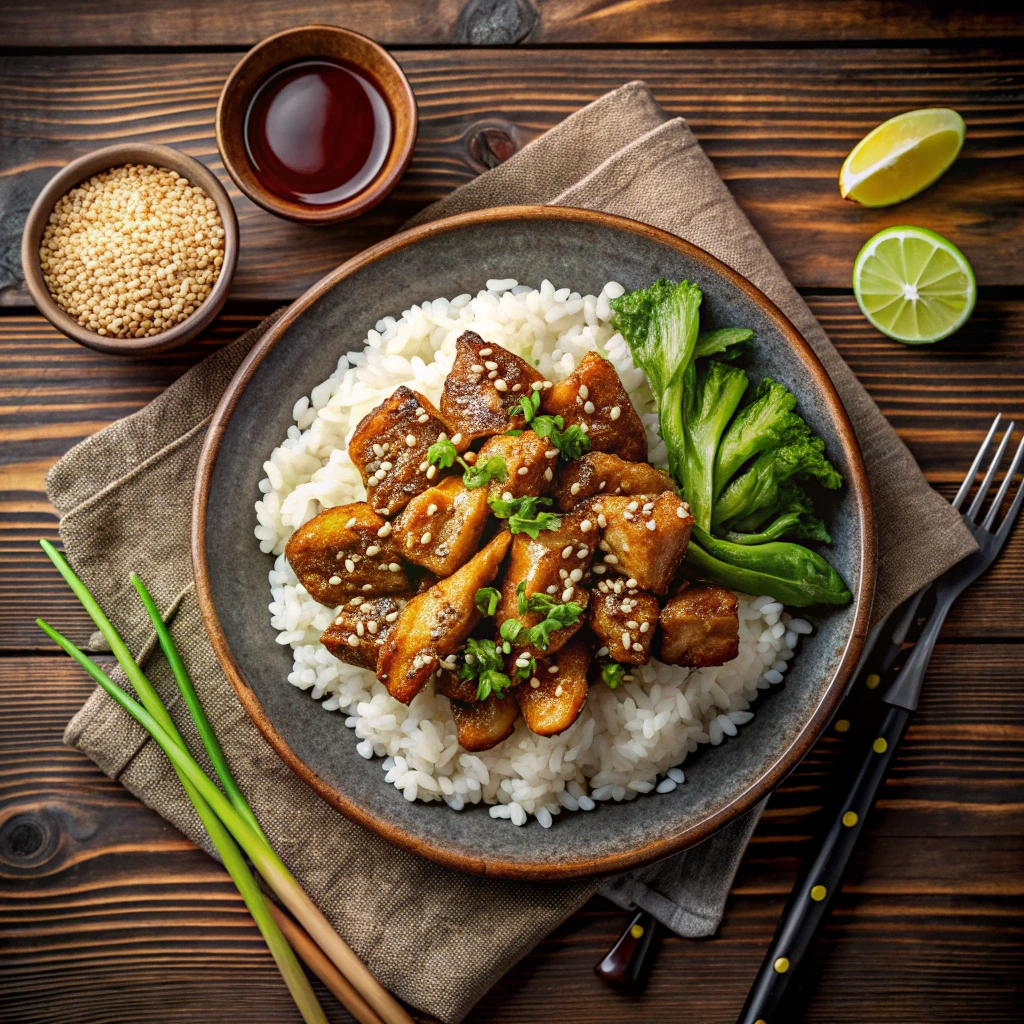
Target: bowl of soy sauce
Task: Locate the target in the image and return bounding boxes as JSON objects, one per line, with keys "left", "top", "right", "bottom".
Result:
{"left": 216, "top": 25, "right": 417, "bottom": 224}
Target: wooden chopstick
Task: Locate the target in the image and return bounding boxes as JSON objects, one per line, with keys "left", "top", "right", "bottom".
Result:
{"left": 264, "top": 896, "right": 387, "bottom": 1024}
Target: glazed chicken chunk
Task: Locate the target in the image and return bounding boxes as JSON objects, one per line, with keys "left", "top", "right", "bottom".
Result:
{"left": 659, "top": 580, "right": 740, "bottom": 668}
{"left": 348, "top": 386, "right": 467, "bottom": 517}
{"left": 495, "top": 503, "right": 597, "bottom": 659}
{"left": 516, "top": 633, "right": 591, "bottom": 736}
{"left": 477, "top": 429, "right": 553, "bottom": 500}
{"left": 449, "top": 692, "right": 520, "bottom": 752}
{"left": 285, "top": 502, "right": 410, "bottom": 605}
{"left": 378, "top": 531, "right": 511, "bottom": 704}
{"left": 589, "top": 580, "right": 661, "bottom": 665}
{"left": 391, "top": 475, "right": 491, "bottom": 576}
{"left": 552, "top": 451, "right": 677, "bottom": 511}
{"left": 541, "top": 352, "right": 648, "bottom": 463}
{"left": 320, "top": 593, "right": 411, "bottom": 670}
{"left": 598, "top": 492, "right": 694, "bottom": 596}
{"left": 440, "top": 332, "right": 544, "bottom": 441}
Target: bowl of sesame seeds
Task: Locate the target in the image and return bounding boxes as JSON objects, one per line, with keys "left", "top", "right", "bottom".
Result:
{"left": 22, "top": 143, "right": 238, "bottom": 355}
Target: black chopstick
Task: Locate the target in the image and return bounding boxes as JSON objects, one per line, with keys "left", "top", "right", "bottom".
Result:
{"left": 735, "top": 590, "right": 930, "bottom": 1024}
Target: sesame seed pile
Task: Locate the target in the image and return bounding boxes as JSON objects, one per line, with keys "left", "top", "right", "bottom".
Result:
{"left": 39, "top": 163, "right": 225, "bottom": 339}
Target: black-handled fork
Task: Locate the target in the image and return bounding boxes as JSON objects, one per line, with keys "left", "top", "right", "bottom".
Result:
{"left": 737, "top": 415, "right": 1024, "bottom": 1024}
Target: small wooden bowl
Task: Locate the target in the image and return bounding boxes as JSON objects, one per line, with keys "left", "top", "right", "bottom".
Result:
{"left": 21, "top": 143, "right": 239, "bottom": 356}
{"left": 215, "top": 25, "right": 418, "bottom": 225}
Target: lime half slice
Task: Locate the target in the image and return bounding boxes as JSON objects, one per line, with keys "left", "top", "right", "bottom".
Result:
{"left": 840, "top": 108, "right": 965, "bottom": 207}
{"left": 853, "top": 226, "right": 976, "bottom": 344}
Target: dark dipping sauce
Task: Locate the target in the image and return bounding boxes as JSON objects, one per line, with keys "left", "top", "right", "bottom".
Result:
{"left": 244, "top": 59, "right": 392, "bottom": 207}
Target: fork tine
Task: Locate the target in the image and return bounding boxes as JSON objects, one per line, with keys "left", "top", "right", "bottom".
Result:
{"left": 966, "top": 420, "right": 1015, "bottom": 522}
{"left": 987, "top": 432, "right": 1024, "bottom": 533}
{"left": 952, "top": 414, "right": 1001, "bottom": 511}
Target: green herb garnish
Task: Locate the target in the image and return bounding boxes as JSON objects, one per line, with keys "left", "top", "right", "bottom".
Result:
{"left": 601, "top": 662, "right": 628, "bottom": 689}
{"left": 511, "top": 582, "right": 585, "bottom": 649}
{"left": 459, "top": 637, "right": 514, "bottom": 701}
{"left": 488, "top": 494, "right": 562, "bottom": 537}
{"left": 511, "top": 389, "right": 542, "bottom": 423}
{"left": 475, "top": 587, "right": 502, "bottom": 617}
{"left": 427, "top": 438, "right": 507, "bottom": 490}
{"left": 532, "top": 413, "right": 592, "bottom": 462}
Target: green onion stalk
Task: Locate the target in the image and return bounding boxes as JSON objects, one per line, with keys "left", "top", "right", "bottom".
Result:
{"left": 38, "top": 540, "right": 412, "bottom": 1024}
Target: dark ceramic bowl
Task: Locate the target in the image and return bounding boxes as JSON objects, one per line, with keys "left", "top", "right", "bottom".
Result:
{"left": 22, "top": 143, "right": 238, "bottom": 356}
{"left": 216, "top": 24, "right": 417, "bottom": 225}
{"left": 194, "top": 206, "right": 874, "bottom": 881}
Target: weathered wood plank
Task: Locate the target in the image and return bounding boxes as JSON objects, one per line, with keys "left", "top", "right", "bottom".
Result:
{"left": 3, "top": 293, "right": 1022, "bottom": 649}
{"left": 2, "top": 48, "right": 1021, "bottom": 302}
{"left": 1, "top": 0, "right": 1021, "bottom": 48}
{"left": 1, "top": 653, "right": 1021, "bottom": 1024}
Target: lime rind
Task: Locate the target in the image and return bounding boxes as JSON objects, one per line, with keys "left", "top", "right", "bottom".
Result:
{"left": 852, "top": 226, "right": 976, "bottom": 344}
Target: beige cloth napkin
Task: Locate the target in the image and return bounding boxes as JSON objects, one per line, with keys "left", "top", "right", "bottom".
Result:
{"left": 52, "top": 82, "right": 976, "bottom": 1024}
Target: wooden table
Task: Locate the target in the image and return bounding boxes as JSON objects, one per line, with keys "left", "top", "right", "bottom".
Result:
{"left": 2, "top": 3, "right": 1022, "bottom": 1021}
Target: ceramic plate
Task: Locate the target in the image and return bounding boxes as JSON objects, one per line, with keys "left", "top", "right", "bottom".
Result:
{"left": 194, "top": 206, "right": 874, "bottom": 880}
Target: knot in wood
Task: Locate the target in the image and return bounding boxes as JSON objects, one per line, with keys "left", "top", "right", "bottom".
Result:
{"left": 455, "top": 0, "right": 538, "bottom": 45}
{"left": 466, "top": 123, "right": 520, "bottom": 171}
{"left": 0, "top": 811, "right": 60, "bottom": 869}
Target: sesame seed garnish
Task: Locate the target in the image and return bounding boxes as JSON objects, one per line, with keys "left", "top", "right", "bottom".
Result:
{"left": 360, "top": 602, "right": 372, "bottom": 613}
{"left": 676, "top": 506, "right": 687, "bottom": 518}
{"left": 372, "top": 444, "right": 385, "bottom": 457}
{"left": 479, "top": 347, "right": 493, "bottom": 356}
{"left": 628, "top": 501, "right": 639, "bottom": 511}
{"left": 545, "top": 449, "right": 559, "bottom": 459}
{"left": 626, "top": 620, "right": 639, "bottom": 629}
{"left": 346, "top": 517, "right": 357, "bottom": 529}
{"left": 640, "top": 622, "right": 650, "bottom": 633}
{"left": 470, "top": 363, "right": 484, "bottom": 373}
{"left": 548, "top": 665, "right": 559, "bottom": 674}
{"left": 419, "top": 461, "right": 429, "bottom": 472}
{"left": 576, "top": 548, "right": 589, "bottom": 559}
{"left": 610, "top": 406, "right": 621, "bottom": 420}
{"left": 356, "top": 622, "right": 365, "bottom": 637}
{"left": 348, "top": 635, "right": 360, "bottom": 647}
{"left": 579, "top": 423, "right": 589, "bottom": 433}
{"left": 547, "top": 584, "right": 558, "bottom": 594}
{"left": 531, "top": 381, "right": 544, "bottom": 391}
{"left": 580, "top": 519, "right": 593, "bottom": 532}
{"left": 349, "top": 597, "right": 361, "bottom": 605}
{"left": 426, "top": 504, "right": 438, "bottom": 516}
{"left": 366, "top": 545, "right": 380, "bottom": 557}
{"left": 561, "top": 587, "right": 574, "bottom": 602}
{"left": 487, "top": 370, "right": 498, "bottom": 379}
{"left": 570, "top": 482, "right": 581, "bottom": 495}
{"left": 361, "top": 583, "right": 373, "bottom": 591}
{"left": 543, "top": 380, "right": 553, "bottom": 389}
{"left": 622, "top": 631, "right": 632, "bottom": 648}
{"left": 437, "top": 432, "right": 448, "bottom": 442}
{"left": 502, "top": 491, "right": 513, "bottom": 502}
{"left": 463, "top": 451, "right": 477, "bottom": 464}
{"left": 385, "top": 611, "right": 399, "bottom": 623}
{"left": 578, "top": 385, "right": 589, "bottom": 400}
{"left": 555, "top": 684, "right": 564, "bottom": 697}
{"left": 561, "top": 545, "right": 573, "bottom": 559}
{"left": 426, "top": 465, "right": 437, "bottom": 480}
{"left": 593, "top": 565, "right": 607, "bottom": 575}
{"left": 388, "top": 562, "right": 401, "bottom": 572}
{"left": 451, "top": 433, "right": 463, "bottom": 445}
{"left": 406, "top": 434, "right": 417, "bottom": 447}
{"left": 484, "top": 360, "right": 498, "bottom": 371}
{"left": 624, "top": 511, "right": 634, "bottom": 521}
{"left": 544, "top": 468, "right": 553, "bottom": 481}
{"left": 421, "top": 532, "right": 432, "bottom": 545}
{"left": 570, "top": 568, "right": 583, "bottom": 582}
{"left": 512, "top": 383, "right": 522, "bottom": 392}
{"left": 646, "top": 520, "right": 657, "bottom": 531}
{"left": 599, "top": 480, "right": 607, "bottom": 490}
{"left": 336, "top": 551, "right": 344, "bottom": 560}
{"left": 597, "top": 513, "right": 608, "bottom": 528}
{"left": 583, "top": 401, "right": 596, "bottom": 414}
{"left": 642, "top": 501, "right": 654, "bottom": 512}
{"left": 335, "top": 616, "right": 343, "bottom": 625}
{"left": 377, "top": 522, "right": 392, "bottom": 537}
{"left": 530, "top": 677, "right": 540, "bottom": 688}
{"left": 344, "top": 559, "right": 355, "bottom": 573}
{"left": 517, "top": 466, "right": 529, "bottom": 476}
{"left": 494, "top": 379, "right": 508, "bottom": 392}
{"left": 626, "top": 578, "right": 638, "bottom": 588}
{"left": 604, "top": 553, "right": 619, "bottom": 564}
{"left": 559, "top": 569, "right": 569, "bottom": 579}
{"left": 329, "top": 574, "right": 341, "bottom": 585}
{"left": 599, "top": 540, "right": 610, "bottom": 551}
{"left": 597, "top": 646, "right": 610, "bottom": 656}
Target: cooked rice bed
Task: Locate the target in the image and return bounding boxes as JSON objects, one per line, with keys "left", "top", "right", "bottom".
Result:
{"left": 257, "top": 279, "right": 806, "bottom": 827}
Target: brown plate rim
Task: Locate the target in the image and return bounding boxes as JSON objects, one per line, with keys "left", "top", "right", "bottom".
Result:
{"left": 192, "top": 204, "right": 876, "bottom": 881}
{"left": 214, "top": 24, "right": 418, "bottom": 225}
{"left": 20, "top": 142, "right": 239, "bottom": 356}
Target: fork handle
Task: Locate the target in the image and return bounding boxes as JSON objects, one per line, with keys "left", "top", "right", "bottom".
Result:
{"left": 736, "top": 704, "right": 912, "bottom": 1024}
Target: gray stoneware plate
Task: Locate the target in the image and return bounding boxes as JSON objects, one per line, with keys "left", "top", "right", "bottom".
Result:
{"left": 193, "top": 205, "right": 875, "bottom": 881}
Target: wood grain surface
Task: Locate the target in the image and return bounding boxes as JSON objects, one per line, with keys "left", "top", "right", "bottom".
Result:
{"left": 2, "top": 6, "right": 1023, "bottom": 1023}
{"left": 2, "top": 0, "right": 1022, "bottom": 47}
{"left": 2, "top": 48, "right": 1023, "bottom": 304}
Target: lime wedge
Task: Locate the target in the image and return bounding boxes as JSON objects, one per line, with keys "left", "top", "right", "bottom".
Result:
{"left": 840, "top": 108, "right": 965, "bottom": 207}
{"left": 853, "top": 226, "right": 976, "bottom": 344}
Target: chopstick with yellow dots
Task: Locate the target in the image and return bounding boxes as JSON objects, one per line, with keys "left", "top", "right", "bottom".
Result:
{"left": 737, "top": 415, "right": 1023, "bottom": 1024}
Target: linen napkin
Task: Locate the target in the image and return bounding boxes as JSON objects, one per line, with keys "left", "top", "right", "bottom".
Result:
{"left": 53, "top": 82, "right": 976, "bottom": 1023}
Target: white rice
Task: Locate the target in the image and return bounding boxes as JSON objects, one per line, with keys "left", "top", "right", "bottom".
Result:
{"left": 255, "top": 279, "right": 807, "bottom": 826}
